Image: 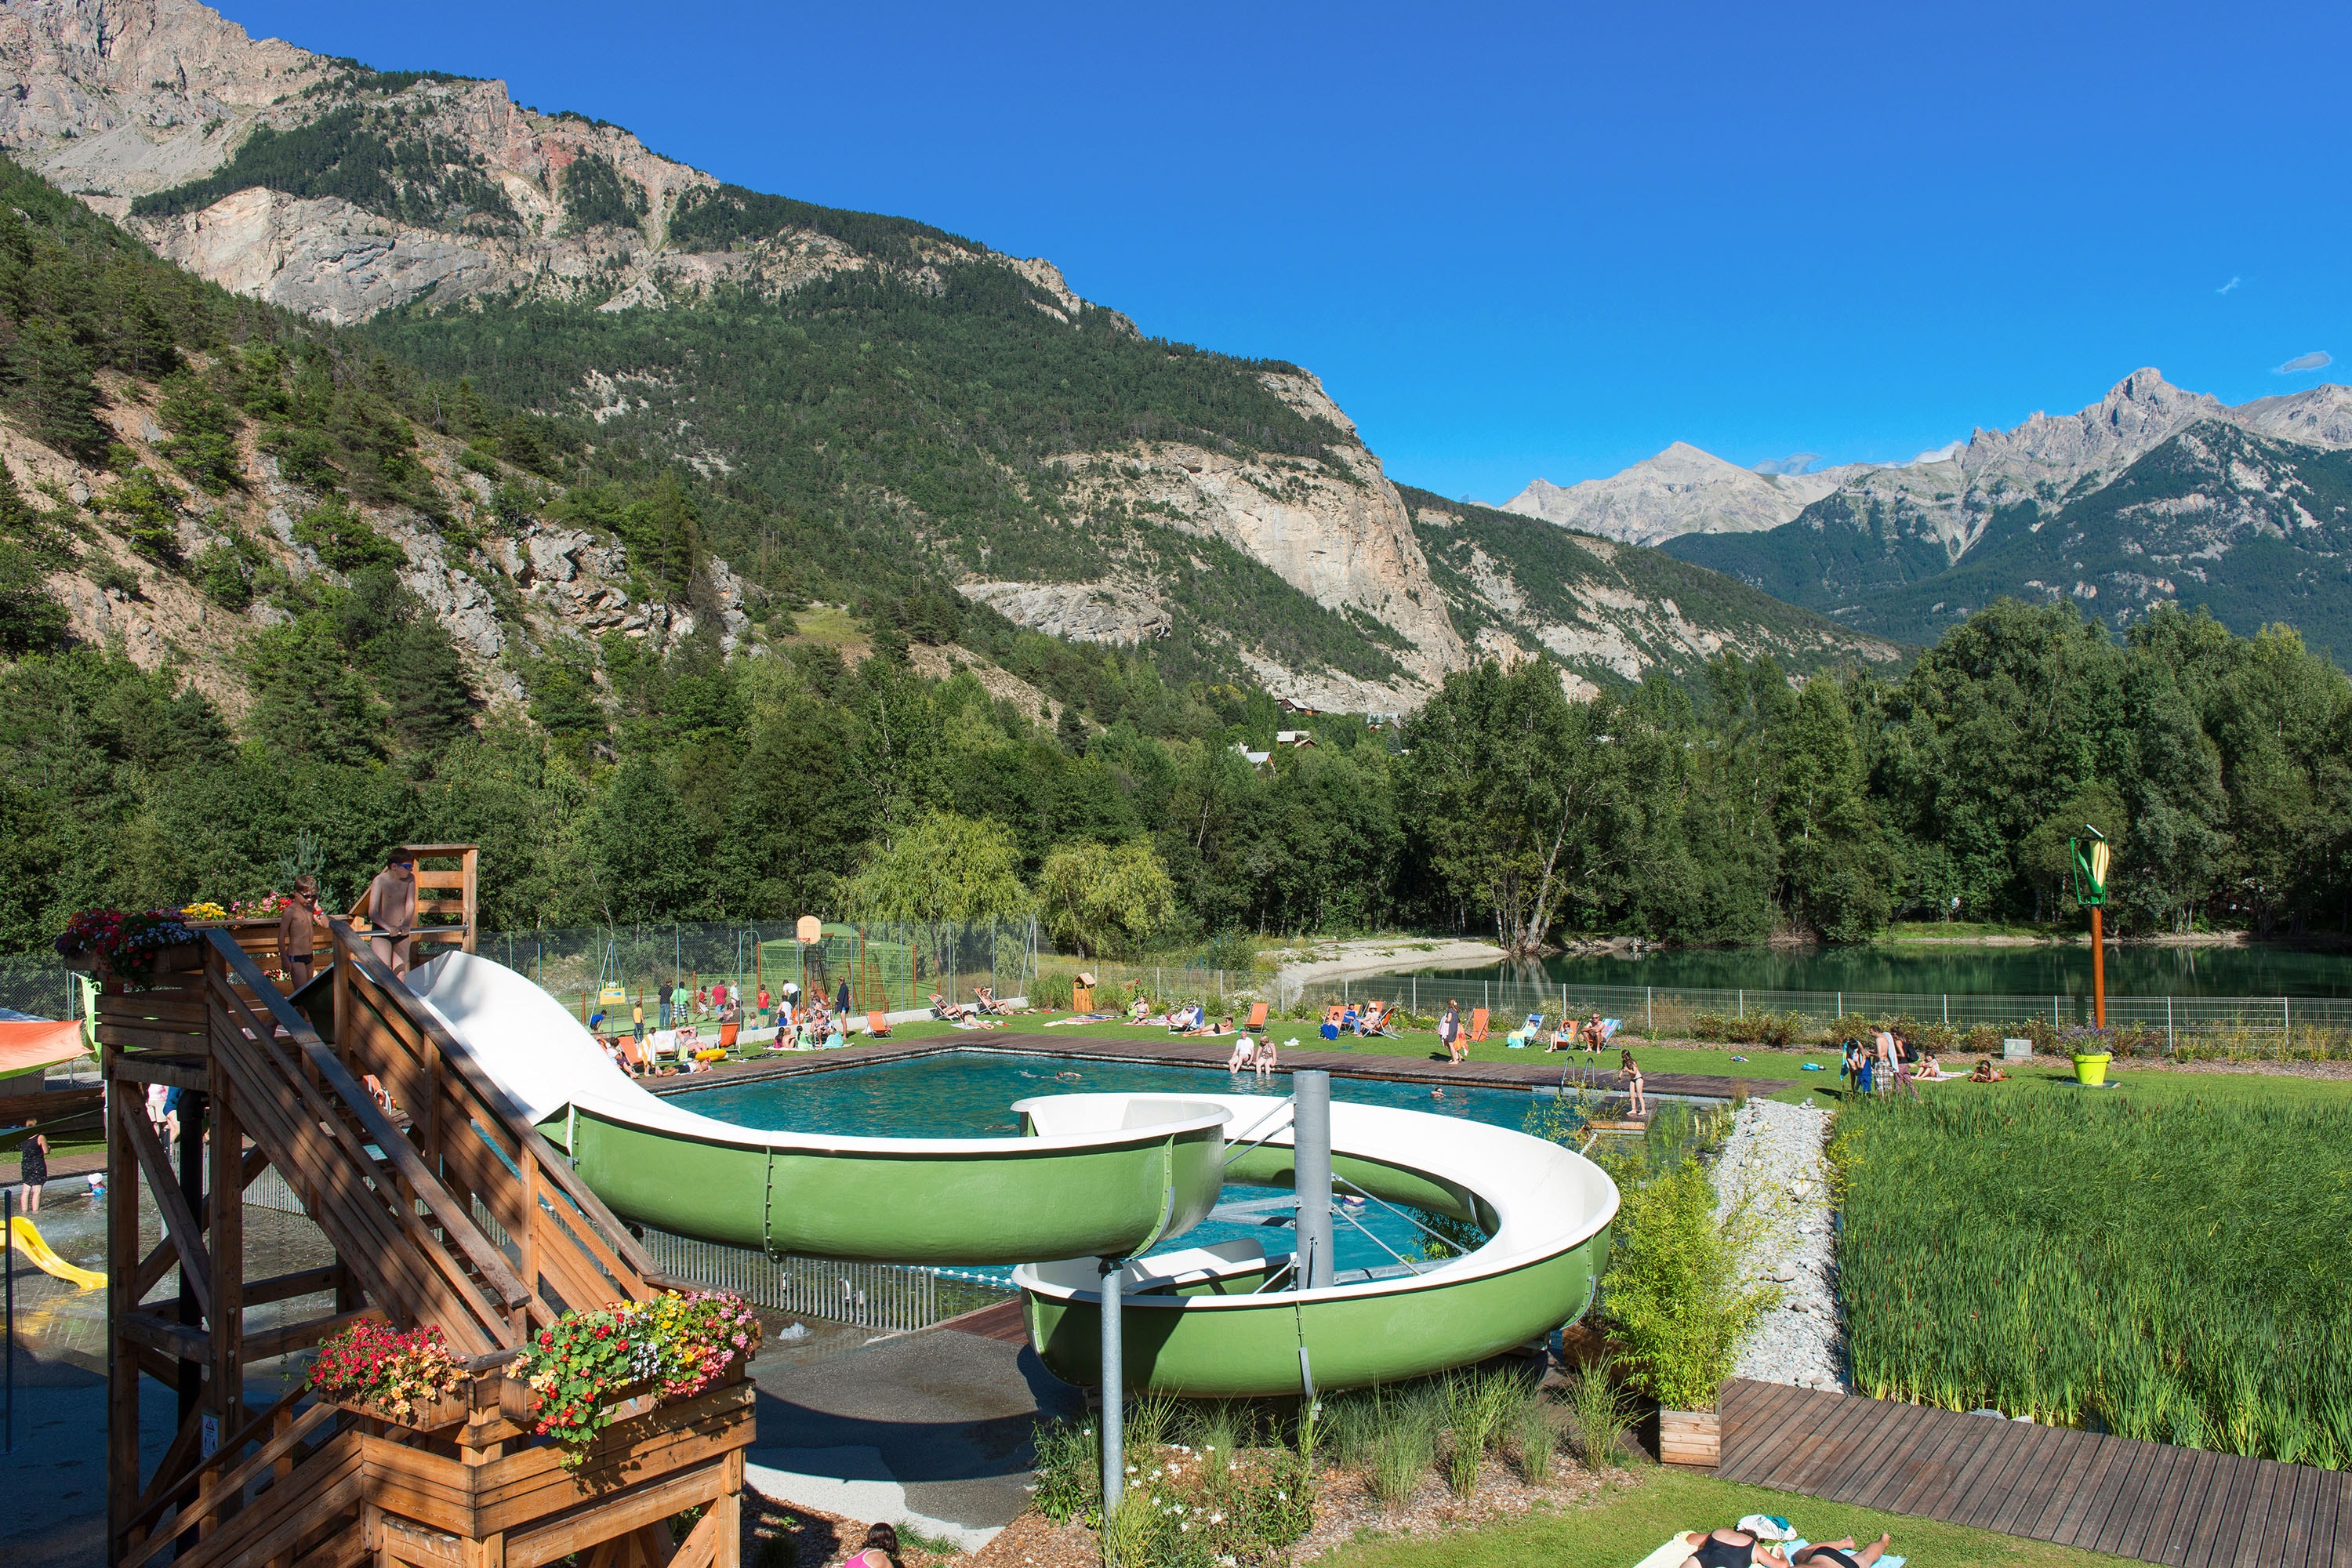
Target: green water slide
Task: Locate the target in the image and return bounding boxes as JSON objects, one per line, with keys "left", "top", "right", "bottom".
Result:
{"left": 407, "top": 953, "right": 1618, "bottom": 1396}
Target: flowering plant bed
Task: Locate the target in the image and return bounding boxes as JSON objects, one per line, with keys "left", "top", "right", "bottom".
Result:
{"left": 56, "top": 908, "right": 199, "bottom": 989}
{"left": 308, "top": 1321, "right": 469, "bottom": 1428}
{"left": 180, "top": 901, "right": 230, "bottom": 922}
{"left": 516, "top": 1290, "right": 760, "bottom": 1466}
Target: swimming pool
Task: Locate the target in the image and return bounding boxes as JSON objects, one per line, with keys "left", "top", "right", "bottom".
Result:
{"left": 662, "top": 1048, "right": 1557, "bottom": 1280}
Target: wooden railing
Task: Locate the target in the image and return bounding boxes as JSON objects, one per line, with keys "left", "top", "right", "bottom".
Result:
{"left": 321, "top": 918, "right": 662, "bottom": 1328}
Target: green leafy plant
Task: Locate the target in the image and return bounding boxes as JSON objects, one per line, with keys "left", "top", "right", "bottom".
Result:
{"left": 1560, "top": 1356, "right": 1639, "bottom": 1472}
{"left": 1599, "top": 1159, "right": 1767, "bottom": 1413}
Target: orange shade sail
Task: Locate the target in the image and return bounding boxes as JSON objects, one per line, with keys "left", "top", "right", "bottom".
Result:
{"left": 0, "top": 1018, "right": 89, "bottom": 1076}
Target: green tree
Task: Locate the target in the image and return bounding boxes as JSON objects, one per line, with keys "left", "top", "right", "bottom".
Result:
{"left": 840, "top": 810, "right": 1033, "bottom": 924}
{"left": 1037, "top": 837, "right": 1176, "bottom": 958}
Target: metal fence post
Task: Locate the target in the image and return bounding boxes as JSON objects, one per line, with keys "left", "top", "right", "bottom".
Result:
{"left": 1646, "top": 986, "right": 1653, "bottom": 1033}
{"left": 1738, "top": 989, "right": 1744, "bottom": 1020}
{"left": 1943, "top": 994, "right": 1949, "bottom": 1025}
{"left": 2167, "top": 996, "right": 2174, "bottom": 1055}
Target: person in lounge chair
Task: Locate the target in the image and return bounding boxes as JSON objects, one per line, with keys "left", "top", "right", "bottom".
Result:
{"left": 931, "top": 991, "right": 972, "bottom": 1021}
{"left": 1356, "top": 999, "right": 1390, "bottom": 1035}
{"left": 974, "top": 985, "right": 1006, "bottom": 1014}
{"left": 1167, "top": 1002, "right": 1206, "bottom": 1033}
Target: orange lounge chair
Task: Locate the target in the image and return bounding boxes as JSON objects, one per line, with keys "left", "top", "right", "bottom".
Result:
{"left": 1468, "top": 1007, "right": 1490, "bottom": 1042}
{"left": 866, "top": 1010, "right": 892, "bottom": 1038}
{"left": 1246, "top": 1001, "right": 1268, "bottom": 1030}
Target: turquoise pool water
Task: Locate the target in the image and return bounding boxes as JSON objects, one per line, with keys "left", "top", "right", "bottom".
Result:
{"left": 664, "top": 1049, "right": 1558, "bottom": 1279}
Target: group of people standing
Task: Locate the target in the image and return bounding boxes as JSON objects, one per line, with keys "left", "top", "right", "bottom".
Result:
{"left": 1842, "top": 1025, "right": 1930, "bottom": 1098}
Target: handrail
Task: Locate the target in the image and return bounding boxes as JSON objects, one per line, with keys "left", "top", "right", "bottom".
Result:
{"left": 1221, "top": 1096, "right": 1297, "bottom": 1168}
{"left": 206, "top": 932, "right": 533, "bottom": 1316}
{"left": 325, "top": 920, "right": 660, "bottom": 1294}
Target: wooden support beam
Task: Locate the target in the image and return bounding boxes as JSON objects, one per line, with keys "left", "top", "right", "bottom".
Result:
{"left": 208, "top": 1065, "right": 246, "bottom": 1527}
{"left": 241, "top": 1263, "right": 350, "bottom": 1308}
{"left": 114, "top": 1092, "right": 214, "bottom": 1323}
{"left": 119, "top": 1308, "right": 212, "bottom": 1361}
{"left": 108, "top": 1053, "right": 212, "bottom": 1090}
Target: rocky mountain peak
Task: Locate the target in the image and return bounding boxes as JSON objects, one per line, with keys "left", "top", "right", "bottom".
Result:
{"left": 1501, "top": 440, "right": 1848, "bottom": 546}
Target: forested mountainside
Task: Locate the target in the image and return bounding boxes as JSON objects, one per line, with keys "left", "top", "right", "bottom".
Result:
{"left": 1395, "top": 486, "right": 1897, "bottom": 694}
{"left": 0, "top": 143, "right": 2345, "bottom": 956}
{"left": 1660, "top": 371, "right": 2352, "bottom": 652}
{"left": 0, "top": 0, "right": 1906, "bottom": 707}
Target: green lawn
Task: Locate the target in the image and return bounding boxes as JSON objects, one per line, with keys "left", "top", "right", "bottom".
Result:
{"left": 765, "top": 1017, "right": 2352, "bottom": 1112}
{"left": 1315, "top": 1467, "right": 2127, "bottom": 1568}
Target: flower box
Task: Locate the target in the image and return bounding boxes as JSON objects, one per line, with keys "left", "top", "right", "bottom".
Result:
{"left": 333, "top": 1387, "right": 474, "bottom": 1434}
{"left": 1658, "top": 1407, "right": 1721, "bottom": 1467}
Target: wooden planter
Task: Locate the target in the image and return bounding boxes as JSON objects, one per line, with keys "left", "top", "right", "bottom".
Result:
{"left": 1659, "top": 1407, "right": 1721, "bottom": 1467}
{"left": 334, "top": 1388, "right": 474, "bottom": 1435}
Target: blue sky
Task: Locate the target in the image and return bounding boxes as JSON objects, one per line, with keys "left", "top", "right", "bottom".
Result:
{"left": 227, "top": 0, "right": 2351, "bottom": 503}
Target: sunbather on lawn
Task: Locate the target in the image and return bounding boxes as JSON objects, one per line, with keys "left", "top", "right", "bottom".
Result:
{"left": 1675, "top": 1526, "right": 1793, "bottom": 1567}
{"left": 1792, "top": 1534, "right": 1892, "bottom": 1568}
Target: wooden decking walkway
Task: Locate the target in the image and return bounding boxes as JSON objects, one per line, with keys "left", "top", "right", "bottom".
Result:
{"left": 666, "top": 1028, "right": 1753, "bottom": 1102}
{"left": 1717, "top": 1377, "right": 2350, "bottom": 1568}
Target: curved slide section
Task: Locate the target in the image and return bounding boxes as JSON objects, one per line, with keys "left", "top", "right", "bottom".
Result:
{"left": 9, "top": 1215, "right": 107, "bottom": 1288}
{"left": 1014, "top": 1093, "right": 1617, "bottom": 1396}
{"left": 405, "top": 952, "right": 1227, "bottom": 1265}
{"left": 404, "top": 953, "right": 1618, "bottom": 1395}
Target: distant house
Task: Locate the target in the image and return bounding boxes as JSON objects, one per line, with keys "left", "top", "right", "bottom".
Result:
{"left": 1275, "top": 730, "right": 1316, "bottom": 748}
{"left": 1230, "top": 743, "right": 1272, "bottom": 770}
{"left": 1276, "top": 699, "right": 1319, "bottom": 716}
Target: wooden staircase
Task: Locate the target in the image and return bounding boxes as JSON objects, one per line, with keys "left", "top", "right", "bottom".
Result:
{"left": 98, "top": 849, "right": 751, "bottom": 1566}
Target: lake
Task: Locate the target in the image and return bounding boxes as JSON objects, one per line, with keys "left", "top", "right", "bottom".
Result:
{"left": 1414, "top": 940, "right": 2352, "bottom": 998}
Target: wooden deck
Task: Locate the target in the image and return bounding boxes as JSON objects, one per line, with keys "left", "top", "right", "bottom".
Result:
{"left": 666, "top": 1028, "right": 1754, "bottom": 1102}
{"left": 1716, "top": 1377, "right": 2350, "bottom": 1567}
{"left": 936, "top": 1298, "right": 1031, "bottom": 1345}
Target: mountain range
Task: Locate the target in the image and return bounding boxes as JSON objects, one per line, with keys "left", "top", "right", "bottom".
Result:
{"left": 0, "top": 0, "right": 1900, "bottom": 719}
{"left": 1506, "top": 370, "right": 2352, "bottom": 653}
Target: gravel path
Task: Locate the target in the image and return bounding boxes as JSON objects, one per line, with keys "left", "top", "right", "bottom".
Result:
{"left": 1715, "top": 1098, "right": 1845, "bottom": 1392}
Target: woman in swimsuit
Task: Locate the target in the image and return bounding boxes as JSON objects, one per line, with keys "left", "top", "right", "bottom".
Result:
{"left": 1676, "top": 1528, "right": 1788, "bottom": 1568}
{"left": 1793, "top": 1534, "right": 1892, "bottom": 1568}
{"left": 1620, "top": 1049, "right": 1646, "bottom": 1118}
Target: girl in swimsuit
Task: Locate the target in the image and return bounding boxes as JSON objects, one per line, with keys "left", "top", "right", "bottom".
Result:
{"left": 848, "top": 1523, "right": 902, "bottom": 1568}
{"left": 1677, "top": 1529, "right": 1788, "bottom": 1568}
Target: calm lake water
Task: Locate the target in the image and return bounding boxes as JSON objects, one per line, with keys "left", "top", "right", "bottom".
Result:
{"left": 1417, "top": 942, "right": 2352, "bottom": 998}
{"left": 667, "top": 1048, "right": 1546, "bottom": 1279}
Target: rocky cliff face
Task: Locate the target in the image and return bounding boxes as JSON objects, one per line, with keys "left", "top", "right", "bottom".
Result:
{"left": 4, "top": 0, "right": 1894, "bottom": 706}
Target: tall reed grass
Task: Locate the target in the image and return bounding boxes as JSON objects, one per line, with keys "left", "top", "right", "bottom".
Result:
{"left": 1833, "top": 1093, "right": 2352, "bottom": 1465}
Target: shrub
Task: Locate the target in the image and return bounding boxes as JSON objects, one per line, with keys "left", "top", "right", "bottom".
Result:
{"left": 1030, "top": 1415, "right": 1098, "bottom": 1523}
{"left": 1559, "top": 1357, "right": 1638, "bottom": 1472}
{"left": 1598, "top": 1159, "right": 1767, "bottom": 1412}
{"left": 294, "top": 499, "right": 404, "bottom": 572}
{"left": 1031, "top": 971, "right": 1074, "bottom": 1011}
{"left": 1690, "top": 1009, "right": 1806, "bottom": 1047}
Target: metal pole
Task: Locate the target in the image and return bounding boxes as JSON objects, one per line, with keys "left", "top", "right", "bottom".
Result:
{"left": 2167, "top": 996, "right": 2174, "bottom": 1055}
{"left": 1099, "top": 1255, "right": 1125, "bottom": 1515}
{"left": 1294, "top": 1070, "right": 1334, "bottom": 1290}
{"left": 2090, "top": 907, "right": 2106, "bottom": 1029}
{"left": 1646, "top": 985, "right": 1653, "bottom": 1033}
{"left": 5, "top": 1185, "right": 13, "bottom": 1454}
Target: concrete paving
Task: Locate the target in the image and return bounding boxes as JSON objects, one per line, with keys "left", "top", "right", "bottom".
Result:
{"left": 748, "top": 1322, "right": 1080, "bottom": 1544}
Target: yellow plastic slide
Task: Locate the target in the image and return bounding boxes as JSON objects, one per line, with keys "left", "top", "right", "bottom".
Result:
{"left": 8, "top": 1214, "right": 106, "bottom": 1288}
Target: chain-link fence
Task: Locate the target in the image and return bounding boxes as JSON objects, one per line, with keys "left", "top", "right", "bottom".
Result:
{"left": 1275, "top": 974, "right": 2352, "bottom": 1057}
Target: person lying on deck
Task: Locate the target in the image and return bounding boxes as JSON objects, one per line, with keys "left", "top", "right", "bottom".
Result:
{"left": 931, "top": 992, "right": 972, "bottom": 1021}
